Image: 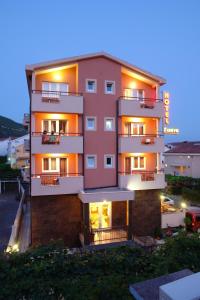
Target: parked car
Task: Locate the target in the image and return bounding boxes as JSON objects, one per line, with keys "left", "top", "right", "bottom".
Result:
{"left": 161, "top": 195, "right": 175, "bottom": 206}
{"left": 185, "top": 210, "right": 200, "bottom": 232}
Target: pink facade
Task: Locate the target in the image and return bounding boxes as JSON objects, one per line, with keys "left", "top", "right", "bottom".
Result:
{"left": 78, "top": 57, "right": 121, "bottom": 188}
{"left": 27, "top": 52, "right": 166, "bottom": 196}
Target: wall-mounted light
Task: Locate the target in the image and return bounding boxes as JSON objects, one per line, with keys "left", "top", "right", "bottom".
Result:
{"left": 53, "top": 73, "right": 61, "bottom": 81}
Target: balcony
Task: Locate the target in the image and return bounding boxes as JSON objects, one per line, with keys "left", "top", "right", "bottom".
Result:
{"left": 118, "top": 97, "right": 164, "bottom": 118}
{"left": 118, "top": 134, "right": 164, "bottom": 153}
{"left": 31, "top": 90, "right": 83, "bottom": 114}
{"left": 118, "top": 171, "right": 166, "bottom": 190}
{"left": 31, "top": 173, "right": 84, "bottom": 196}
{"left": 31, "top": 132, "right": 83, "bottom": 154}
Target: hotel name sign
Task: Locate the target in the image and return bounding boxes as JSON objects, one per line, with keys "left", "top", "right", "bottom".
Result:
{"left": 163, "top": 91, "right": 170, "bottom": 125}
{"left": 163, "top": 91, "right": 179, "bottom": 135}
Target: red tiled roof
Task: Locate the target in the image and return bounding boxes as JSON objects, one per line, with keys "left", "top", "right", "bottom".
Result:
{"left": 165, "top": 141, "right": 200, "bottom": 154}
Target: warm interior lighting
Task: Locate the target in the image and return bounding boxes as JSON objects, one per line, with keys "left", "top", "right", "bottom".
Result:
{"left": 53, "top": 73, "right": 62, "bottom": 81}
{"left": 129, "top": 82, "right": 136, "bottom": 89}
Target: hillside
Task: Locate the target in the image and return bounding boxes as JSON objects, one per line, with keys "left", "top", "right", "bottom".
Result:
{"left": 0, "top": 115, "right": 27, "bottom": 138}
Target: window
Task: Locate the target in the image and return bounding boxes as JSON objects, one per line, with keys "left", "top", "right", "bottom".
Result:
{"left": 124, "top": 88, "right": 144, "bottom": 100}
{"left": 104, "top": 155, "right": 115, "bottom": 168}
{"left": 42, "top": 120, "right": 68, "bottom": 134}
{"left": 86, "top": 155, "right": 96, "bottom": 169}
{"left": 105, "top": 81, "right": 115, "bottom": 94}
{"left": 125, "top": 123, "right": 145, "bottom": 136}
{"left": 131, "top": 156, "right": 145, "bottom": 170}
{"left": 42, "top": 82, "right": 68, "bottom": 98}
{"left": 86, "top": 117, "right": 96, "bottom": 131}
{"left": 104, "top": 118, "right": 115, "bottom": 131}
{"left": 86, "top": 79, "right": 96, "bottom": 93}
{"left": 42, "top": 157, "right": 59, "bottom": 172}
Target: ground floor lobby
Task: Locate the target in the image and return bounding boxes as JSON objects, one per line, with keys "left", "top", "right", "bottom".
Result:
{"left": 30, "top": 189, "right": 161, "bottom": 248}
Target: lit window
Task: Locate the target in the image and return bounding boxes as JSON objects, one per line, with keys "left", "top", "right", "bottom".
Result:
{"left": 42, "top": 82, "right": 68, "bottom": 98}
{"left": 86, "top": 79, "right": 96, "bottom": 93}
{"left": 104, "top": 155, "right": 115, "bottom": 168}
{"left": 132, "top": 156, "right": 145, "bottom": 170}
{"left": 105, "top": 81, "right": 115, "bottom": 94}
{"left": 86, "top": 155, "right": 96, "bottom": 169}
{"left": 105, "top": 118, "right": 115, "bottom": 131}
{"left": 42, "top": 157, "right": 59, "bottom": 172}
{"left": 86, "top": 117, "right": 96, "bottom": 131}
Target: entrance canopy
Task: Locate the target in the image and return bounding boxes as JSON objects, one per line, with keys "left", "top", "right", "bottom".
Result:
{"left": 79, "top": 187, "right": 134, "bottom": 203}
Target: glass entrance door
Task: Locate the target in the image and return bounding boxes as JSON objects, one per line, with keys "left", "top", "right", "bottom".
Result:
{"left": 89, "top": 202, "right": 111, "bottom": 229}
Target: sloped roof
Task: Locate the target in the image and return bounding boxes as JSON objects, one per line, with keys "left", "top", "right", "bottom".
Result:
{"left": 165, "top": 141, "right": 200, "bottom": 154}
{"left": 26, "top": 51, "right": 166, "bottom": 85}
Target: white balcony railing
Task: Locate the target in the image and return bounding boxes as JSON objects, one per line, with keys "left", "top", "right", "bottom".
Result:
{"left": 118, "top": 97, "right": 164, "bottom": 118}
{"left": 31, "top": 133, "right": 83, "bottom": 154}
{"left": 31, "top": 90, "right": 83, "bottom": 114}
{"left": 118, "top": 134, "right": 164, "bottom": 153}
{"left": 31, "top": 174, "right": 84, "bottom": 196}
{"left": 118, "top": 171, "right": 166, "bottom": 190}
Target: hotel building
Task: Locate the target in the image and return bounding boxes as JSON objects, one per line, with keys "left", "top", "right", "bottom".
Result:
{"left": 26, "top": 52, "right": 166, "bottom": 247}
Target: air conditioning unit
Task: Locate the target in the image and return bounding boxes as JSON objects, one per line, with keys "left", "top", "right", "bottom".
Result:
{"left": 145, "top": 138, "right": 151, "bottom": 144}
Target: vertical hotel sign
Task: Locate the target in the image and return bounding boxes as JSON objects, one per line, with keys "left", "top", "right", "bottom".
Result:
{"left": 163, "top": 91, "right": 170, "bottom": 125}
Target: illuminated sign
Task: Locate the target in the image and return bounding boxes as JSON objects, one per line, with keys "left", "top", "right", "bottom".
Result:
{"left": 163, "top": 91, "right": 170, "bottom": 125}
{"left": 164, "top": 127, "right": 180, "bottom": 135}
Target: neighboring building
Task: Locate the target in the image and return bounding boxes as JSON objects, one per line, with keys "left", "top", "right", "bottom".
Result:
{"left": 164, "top": 141, "right": 200, "bottom": 178}
{"left": 7, "top": 134, "right": 30, "bottom": 169}
{"left": 0, "top": 138, "right": 10, "bottom": 156}
{"left": 23, "top": 113, "right": 30, "bottom": 132}
{"left": 26, "top": 52, "right": 166, "bottom": 248}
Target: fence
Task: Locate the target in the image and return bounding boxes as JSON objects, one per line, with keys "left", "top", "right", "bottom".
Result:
{"left": 6, "top": 181, "right": 26, "bottom": 252}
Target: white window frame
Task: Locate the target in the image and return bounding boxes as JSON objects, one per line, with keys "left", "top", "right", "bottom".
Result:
{"left": 42, "top": 120, "right": 68, "bottom": 134}
{"left": 42, "top": 157, "right": 60, "bottom": 173}
{"left": 104, "top": 117, "right": 115, "bottom": 131}
{"left": 105, "top": 80, "right": 115, "bottom": 95}
{"left": 85, "top": 117, "right": 97, "bottom": 131}
{"left": 124, "top": 88, "right": 145, "bottom": 100}
{"left": 85, "top": 79, "right": 97, "bottom": 93}
{"left": 86, "top": 155, "right": 97, "bottom": 169}
{"left": 131, "top": 156, "right": 146, "bottom": 170}
{"left": 42, "top": 82, "right": 69, "bottom": 98}
{"left": 104, "top": 154, "right": 115, "bottom": 169}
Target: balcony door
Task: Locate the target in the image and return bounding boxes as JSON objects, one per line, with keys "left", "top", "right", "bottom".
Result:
{"left": 60, "top": 157, "right": 68, "bottom": 176}
{"left": 89, "top": 202, "right": 111, "bottom": 229}
{"left": 124, "top": 88, "right": 144, "bottom": 100}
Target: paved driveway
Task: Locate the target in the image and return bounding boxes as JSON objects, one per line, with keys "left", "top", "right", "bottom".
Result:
{"left": 0, "top": 192, "right": 19, "bottom": 252}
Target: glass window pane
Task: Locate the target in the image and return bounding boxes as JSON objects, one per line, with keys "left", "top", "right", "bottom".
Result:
{"left": 105, "top": 119, "right": 113, "bottom": 130}
{"left": 87, "top": 80, "right": 95, "bottom": 91}
{"left": 106, "top": 157, "right": 112, "bottom": 166}
{"left": 87, "top": 118, "right": 95, "bottom": 129}
{"left": 43, "top": 120, "right": 49, "bottom": 132}
{"left": 51, "top": 158, "right": 57, "bottom": 170}
{"left": 87, "top": 156, "right": 95, "bottom": 168}
{"left": 59, "top": 120, "right": 67, "bottom": 133}
{"left": 134, "top": 157, "right": 138, "bottom": 168}
{"left": 51, "top": 121, "right": 56, "bottom": 133}
{"left": 139, "top": 124, "right": 144, "bottom": 135}
{"left": 140, "top": 157, "right": 144, "bottom": 168}
{"left": 43, "top": 158, "right": 49, "bottom": 170}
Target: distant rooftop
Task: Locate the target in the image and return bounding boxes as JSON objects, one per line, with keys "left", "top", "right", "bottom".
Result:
{"left": 165, "top": 141, "right": 200, "bottom": 154}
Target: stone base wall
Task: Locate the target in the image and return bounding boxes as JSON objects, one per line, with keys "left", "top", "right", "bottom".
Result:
{"left": 131, "top": 189, "right": 161, "bottom": 236}
{"left": 31, "top": 194, "right": 82, "bottom": 248}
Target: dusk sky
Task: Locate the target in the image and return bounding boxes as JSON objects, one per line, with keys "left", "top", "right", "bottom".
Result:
{"left": 0, "top": 0, "right": 200, "bottom": 142}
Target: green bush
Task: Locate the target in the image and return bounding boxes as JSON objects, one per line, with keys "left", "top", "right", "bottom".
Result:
{"left": 182, "top": 187, "right": 200, "bottom": 204}
{"left": 1, "top": 234, "right": 200, "bottom": 299}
